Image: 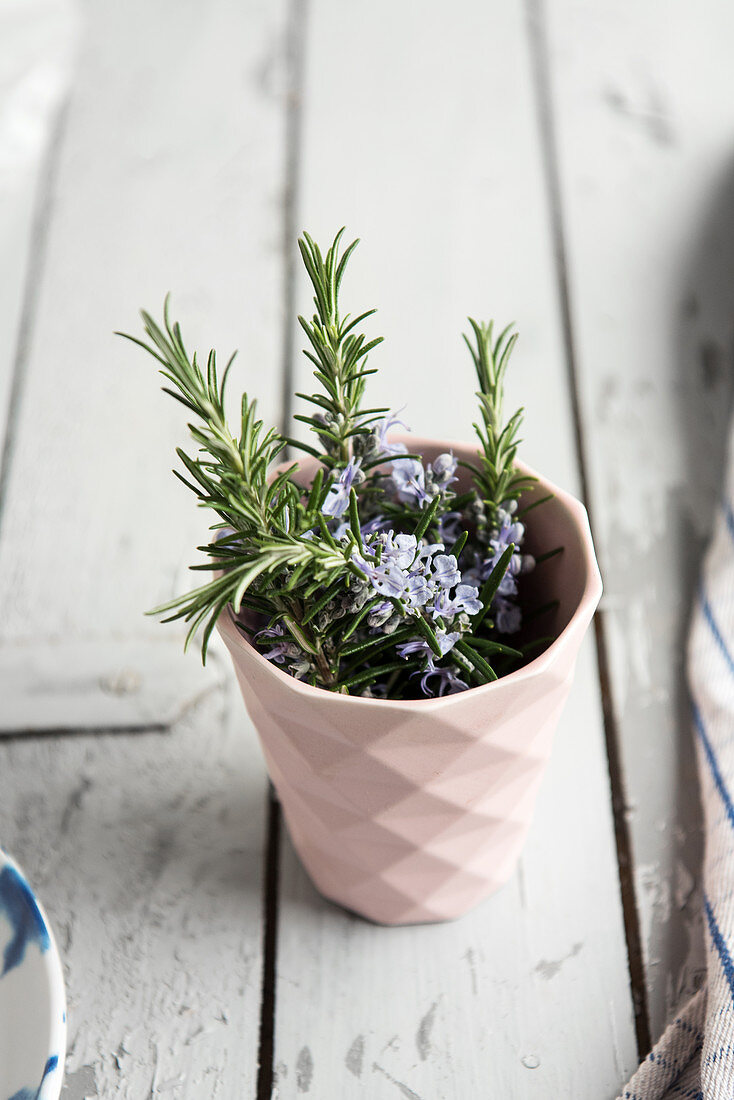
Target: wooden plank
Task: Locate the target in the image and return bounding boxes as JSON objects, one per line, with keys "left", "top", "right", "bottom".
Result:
{"left": 0, "top": 0, "right": 77, "bottom": 454}
{"left": 0, "top": 0, "right": 289, "bottom": 730}
{"left": 0, "top": 680, "right": 267, "bottom": 1098}
{"left": 0, "top": 0, "right": 291, "bottom": 1091}
{"left": 542, "top": 0, "right": 731, "bottom": 1036}
{"left": 0, "top": 639, "right": 224, "bottom": 733}
{"left": 271, "top": 0, "right": 638, "bottom": 1094}
{"left": 274, "top": 641, "right": 632, "bottom": 1099}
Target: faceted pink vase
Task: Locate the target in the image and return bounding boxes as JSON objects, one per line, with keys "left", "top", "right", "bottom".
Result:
{"left": 217, "top": 439, "right": 602, "bottom": 925}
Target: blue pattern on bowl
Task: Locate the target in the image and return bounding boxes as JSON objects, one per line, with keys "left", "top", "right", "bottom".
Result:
{"left": 0, "top": 851, "right": 65, "bottom": 1100}
{"left": 6, "top": 1054, "right": 60, "bottom": 1100}
{"left": 0, "top": 865, "right": 51, "bottom": 977}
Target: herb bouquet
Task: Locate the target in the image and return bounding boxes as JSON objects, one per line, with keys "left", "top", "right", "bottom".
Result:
{"left": 122, "top": 231, "right": 602, "bottom": 924}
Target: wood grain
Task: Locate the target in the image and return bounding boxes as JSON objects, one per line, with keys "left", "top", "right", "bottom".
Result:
{"left": 271, "top": 0, "right": 638, "bottom": 1094}
{"left": 0, "top": 0, "right": 291, "bottom": 1094}
{"left": 543, "top": 0, "right": 734, "bottom": 1037}
{"left": 0, "top": 0, "right": 290, "bottom": 729}
{"left": 0, "top": 681, "right": 267, "bottom": 1099}
{"left": 0, "top": 0, "right": 77, "bottom": 459}
{"left": 0, "top": 638, "right": 225, "bottom": 733}
{"left": 1, "top": 0, "right": 712, "bottom": 1092}
{"left": 273, "top": 641, "right": 635, "bottom": 1099}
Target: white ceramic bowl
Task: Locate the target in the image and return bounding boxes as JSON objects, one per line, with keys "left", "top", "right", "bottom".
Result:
{"left": 0, "top": 849, "right": 65, "bottom": 1100}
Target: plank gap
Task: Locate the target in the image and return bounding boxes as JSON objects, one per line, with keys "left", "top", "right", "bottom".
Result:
{"left": 257, "top": 5, "right": 307, "bottom": 1092}
{"left": 257, "top": 785, "right": 282, "bottom": 1100}
{"left": 279, "top": 0, "right": 309, "bottom": 437}
{"left": 524, "top": 0, "right": 652, "bottom": 1057}
{"left": 0, "top": 98, "right": 71, "bottom": 540}
{"left": 0, "top": 723, "right": 168, "bottom": 741}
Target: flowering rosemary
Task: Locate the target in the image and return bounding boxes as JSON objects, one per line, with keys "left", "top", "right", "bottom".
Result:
{"left": 120, "top": 230, "right": 553, "bottom": 698}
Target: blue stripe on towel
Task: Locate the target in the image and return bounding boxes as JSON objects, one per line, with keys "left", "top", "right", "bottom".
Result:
{"left": 692, "top": 702, "right": 734, "bottom": 832}
{"left": 724, "top": 497, "right": 734, "bottom": 542}
{"left": 700, "top": 588, "right": 734, "bottom": 677}
{"left": 705, "top": 892, "right": 734, "bottom": 1002}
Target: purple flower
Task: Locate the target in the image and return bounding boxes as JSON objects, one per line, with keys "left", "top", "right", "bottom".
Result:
{"left": 374, "top": 565, "right": 428, "bottom": 609}
{"left": 431, "top": 452, "right": 458, "bottom": 489}
{"left": 396, "top": 637, "right": 433, "bottom": 661}
{"left": 255, "top": 623, "right": 292, "bottom": 665}
{"left": 455, "top": 584, "right": 482, "bottom": 615}
{"left": 490, "top": 506, "right": 526, "bottom": 558}
{"left": 356, "top": 558, "right": 405, "bottom": 600}
{"left": 435, "top": 629, "right": 461, "bottom": 655}
{"left": 414, "top": 541, "right": 444, "bottom": 564}
{"left": 361, "top": 514, "right": 388, "bottom": 536}
{"left": 492, "top": 596, "right": 522, "bottom": 634}
{"left": 354, "top": 535, "right": 480, "bottom": 622}
{"left": 432, "top": 554, "right": 461, "bottom": 589}
{"left": 351, "top": 545, "right": 429, "bottom": 610}
{"left": 367, "top": 600, "right": 394, "bottom": 629}
{"left": 473, "top": 504, "right": 531, "bottom": 601}
{"left": 419, "top": 662, "right": 469, "bottom": 697}
{"left": 381, "top": 531, "right": 418, "bottom": 569}
{"left": 437, "top": 511, "right": 462, "bottom": 544}
{"left": 396, "top": 629, "right": 460, "bottom": 662}
{"left": 322, "top": 457, "right": 363, "bottom": 518}
{"left": 391, "top": 456, "right": 431, "bottom": 507}
{"left": 375, "top": 409, "right": 410, "bottom": 456}
{"left": 430, "top": 584, "right": 482, "bottom": 621}
{"left": 262, "top": 644, "right": 290, "bottom": 663}
{"left": 373, "top": 566, "right": 410, "bottom": 601}
{"left": 479, "top": 549, "right": 518, "bottom": 597}
{"left": 404, "top": 572, "right": 431, "bottom": 607}
{"left": 353, "top": 531, "right": 433, "bottom": 610}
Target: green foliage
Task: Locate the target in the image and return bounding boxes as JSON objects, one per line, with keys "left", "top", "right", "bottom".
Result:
{"left": 290, "top": 229, "right": 387, "bottom": 465}
{"left": 119, "top": 230, "right": 552, "bottom": 695}
{"left": 118, "top": 301, "right": 356, "bottom": 665}
{"left": 463, "top": 319, "right": 537, "bottom": 520}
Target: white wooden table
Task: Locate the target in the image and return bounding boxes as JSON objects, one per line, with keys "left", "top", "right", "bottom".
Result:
{"left": 1, "top": 0, "right": 726, "bottom": 1095}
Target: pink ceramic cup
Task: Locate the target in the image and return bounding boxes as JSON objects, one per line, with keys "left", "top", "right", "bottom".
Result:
{"left": 217, "top": 438, "right": 602, "bottom": 925}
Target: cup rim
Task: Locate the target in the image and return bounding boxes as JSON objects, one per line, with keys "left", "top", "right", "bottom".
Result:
{"left": 216, "top": 435, "right": 602, "bottom": 709}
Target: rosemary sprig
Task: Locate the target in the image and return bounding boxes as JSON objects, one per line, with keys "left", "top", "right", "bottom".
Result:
{"left": 117, "top": 300, "right": 355, "bottom": 666}
{"left": 463, "top": 319, "right": 537, "bottom": 519}
{"left": 290, "top": 229, "right": 383, "bottom": 466}
{"left": 120, "top": 230, "right": 553, "bottom": 693}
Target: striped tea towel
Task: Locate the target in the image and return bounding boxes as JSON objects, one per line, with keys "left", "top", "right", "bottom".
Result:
{"left": 619, "top": 446, "right": 734, "bottom": 1098}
